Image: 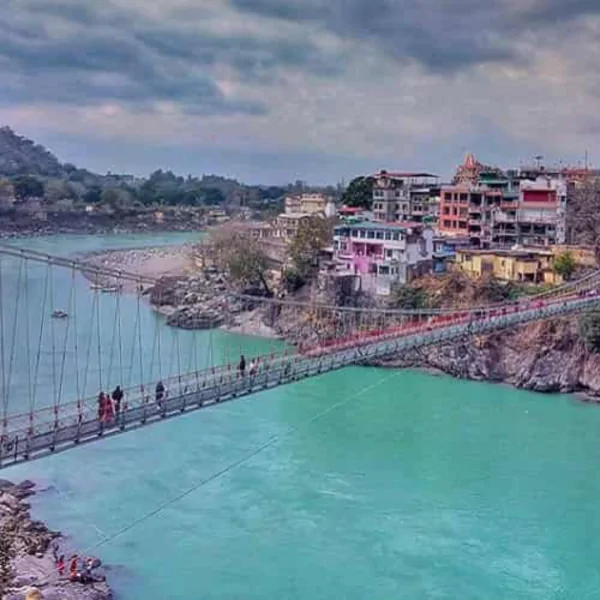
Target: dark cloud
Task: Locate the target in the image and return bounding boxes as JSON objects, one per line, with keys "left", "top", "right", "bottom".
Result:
{"left": 229, "top": 0, "right": 600, "bottom": 72}
{"left": 0, "top": 0, "right": 341, "bottom": 115}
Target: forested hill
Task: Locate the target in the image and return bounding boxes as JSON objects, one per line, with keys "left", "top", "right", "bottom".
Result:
{"left": 0, "top": 126, "right": 337, "bottom": 210}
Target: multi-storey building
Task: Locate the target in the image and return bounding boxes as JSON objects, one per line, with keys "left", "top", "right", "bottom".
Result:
{"left": 372, "top": 171, "right": 440, "bottom": 224}
{"left": 333, "top": 221, "right": 434, "bottom": 295}
{"left": 284, "top": 193, "right": 336, "bottom": 217}
{"left": 439, "top": 154, "right": 568, "bottom": 248}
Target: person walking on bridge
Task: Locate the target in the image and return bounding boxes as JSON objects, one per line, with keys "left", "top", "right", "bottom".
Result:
{"left": 97, "top": 392, "right": 106, "bottom": 422}
{"left": 155, "top": 380, "right": 165, "bottom": 409}
{"left": 111, "top": 385, "right": 124, "bottom": 414}
{"left": 239, "top": 355, "right": 246, "bottom": 378}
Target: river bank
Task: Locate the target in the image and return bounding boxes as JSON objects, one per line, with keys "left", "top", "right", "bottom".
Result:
{"left": 0, "top": 209, "right": 205, "bottom": 239}
{"left": 0, "top": 480, "right": 112, "bottom": 600}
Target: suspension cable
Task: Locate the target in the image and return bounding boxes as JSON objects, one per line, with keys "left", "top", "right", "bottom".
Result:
{"left": 84, "top": 369, "right": 400, "bottom": 554}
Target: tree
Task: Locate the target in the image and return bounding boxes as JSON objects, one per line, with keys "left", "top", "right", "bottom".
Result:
{"left": 553, "top": 251, "right": 576, "bottom": 280}
{"left": 390, "top": 284, "right": 428, "bottom": 309}
{"left": 12, "top": 175, "right": 44, "bottom": 201}
{"left": 83, "top": 185, "right": 102, "bottom": 204}
{"left": 288, "top": 216, "right": 333, "bottom": 277}
{"left": 0, "top": 178, "right": 14, "bottom": 205}
{"left": 340, "top": 176, "right": 374, "bottom": 209}
{"left": 569, "top": 179, "right": 600, "bottom": 264}
{"left": 210, "top": 224, "right": 272, "bottom": 295}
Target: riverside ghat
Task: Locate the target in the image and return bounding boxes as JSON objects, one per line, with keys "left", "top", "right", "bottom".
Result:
{"left": 0, "top": 480, "right": 112, "bottom": 599}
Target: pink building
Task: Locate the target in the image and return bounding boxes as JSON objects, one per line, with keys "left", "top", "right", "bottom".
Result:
{"left": 333, "top": 221, "right": 434, "bottom": 295}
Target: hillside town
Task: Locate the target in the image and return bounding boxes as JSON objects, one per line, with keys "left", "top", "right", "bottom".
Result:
{"left": 221, "top": 153, "right": 599, "bottom": 299}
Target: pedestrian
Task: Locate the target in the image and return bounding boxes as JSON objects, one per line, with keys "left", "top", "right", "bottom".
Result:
{"left": 155, "top": 381, "right": 165, "bottom": 408}
{"left": 69, "top": 555, "right": 79, "bottom": 582}
{"left": 111, "top": 385, "right": 123, "bottom": 414}
{"left": 104, "top": 394, "right": 115, "bottom": 423}
{"left": 238, "top": 355, "right": 246, "bottom": 377}
{"left": 56, "top": 554, "right": 65, "bottom": 577}
{"left": 248, "top": 358, "right": 257, "bottom": 377}
{"left": 97, "top": 392, "right": 106, "bottom": 421}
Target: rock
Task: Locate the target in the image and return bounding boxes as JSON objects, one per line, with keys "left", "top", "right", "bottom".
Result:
{"left": 0, "top": 491, "right": 21, "bottom": 512}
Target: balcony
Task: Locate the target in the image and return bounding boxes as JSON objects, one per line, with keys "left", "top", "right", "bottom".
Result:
{"left": 493, "top": 212, "right": 517, "bottom": 223}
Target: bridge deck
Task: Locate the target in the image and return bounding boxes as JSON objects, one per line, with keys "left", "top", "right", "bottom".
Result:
{"left": 1, "top": 293, "right": 598, "bottom": 469}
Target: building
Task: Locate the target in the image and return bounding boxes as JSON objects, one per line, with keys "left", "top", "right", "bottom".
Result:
{"left": 274, "top": 213, "right": 313, "bottom": 240}
{"left": 432, "top": 235, "right": 471, "bottom": 273}
{"left": 333, "top": 221, "right": 434, "bottom": 295}
{"left": 372, "top": 171, "right": 440, "bottom": 224}
{"left": 454, "top": 248, "right": 560, "bottom": 284}
{"left": 439, "top": 153, "right": 568, "bottom": 248}
{"left": 284, "top": 193, "right": 336, "bottom": 217}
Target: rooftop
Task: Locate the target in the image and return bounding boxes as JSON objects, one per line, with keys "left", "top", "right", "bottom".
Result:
{"left": 374, "top": 171, "right": 438, "bottom": 179}
{"left": 335, "top": 220, "right": 427, "bottom": 232}
{"left": 457, "top": 248, "right": 554, "bottom": 258}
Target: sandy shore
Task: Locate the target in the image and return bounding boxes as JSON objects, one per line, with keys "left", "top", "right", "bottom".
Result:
{"left": 80, "top": 244, "right": 195, "bottom": 292}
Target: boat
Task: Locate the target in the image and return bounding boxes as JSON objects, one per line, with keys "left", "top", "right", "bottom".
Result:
{"left": 101, "top": 286, "right": 120, "bottom": 293}
{"left": 51, "top": 310, "right": 68, "bottom": 319}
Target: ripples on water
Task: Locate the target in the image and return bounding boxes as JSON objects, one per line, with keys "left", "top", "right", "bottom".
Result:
{"left": 4, "top": 234, "right": 600, "bottom": 599}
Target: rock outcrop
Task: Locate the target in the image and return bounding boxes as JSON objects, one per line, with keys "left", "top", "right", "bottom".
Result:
{"left": 369, "top": 318, "right": 600, "bottom": 397}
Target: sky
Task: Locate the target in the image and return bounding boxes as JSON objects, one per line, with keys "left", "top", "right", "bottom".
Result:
{"left": 1, "top": 0, "right": 599, "bottom": 184}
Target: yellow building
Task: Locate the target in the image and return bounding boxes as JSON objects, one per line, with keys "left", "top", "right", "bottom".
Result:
{"left": 455, "top": 248, "right": 561, "bottom": 284}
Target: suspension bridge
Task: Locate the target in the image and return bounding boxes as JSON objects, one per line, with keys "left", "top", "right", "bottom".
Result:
{"left": 0, "top": 242, "right": 599, "bottom": 470}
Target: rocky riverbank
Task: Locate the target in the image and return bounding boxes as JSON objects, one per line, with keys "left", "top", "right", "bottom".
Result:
{"left": 368, "top": 318, "right": 600, "bottom": 397}
{"left": 0, "top": 480, "right": 112, "bottom": 600}
{"left": 0, "top": 208, "right": 204, "bottom": 239}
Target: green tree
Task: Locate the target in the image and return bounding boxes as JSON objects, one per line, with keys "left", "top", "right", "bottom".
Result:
{"left": 83, "top": 185, "right": 102, "bottom": 204}
{"left": 340, "top": 176, "right": 374, "bottom": 209}
{"left": 390, "top": 284, "right": 428, "bottom": 309}
{"left": 553, "top": 251, "right": 576, "bottom": 280}
{"left": 12, "top": 175, "right": 44, "bottom": 200}
{"left": 579, "top": 311, "right": 600, "bottom": 353}
{"left": 288, "top": 216, "right": 333, "bottom": 277}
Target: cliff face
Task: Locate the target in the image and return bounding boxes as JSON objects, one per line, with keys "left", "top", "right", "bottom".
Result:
{"left": 370, "top": 318, "right": 600, "bottom": 397}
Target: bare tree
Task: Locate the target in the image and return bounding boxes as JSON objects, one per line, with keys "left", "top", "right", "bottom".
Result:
{"left": 210, "top": 223, "right": 272, "bottom": 295}
{"left": 568, "top": 179, "right": 600, "bottom": 264}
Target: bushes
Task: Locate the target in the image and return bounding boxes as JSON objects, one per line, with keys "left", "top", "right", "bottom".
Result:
{"left": 579, "top": 311, "right": 600, "bottom": 353}
{"left": 390, "top": 284, "right": 428, "bottom": 309}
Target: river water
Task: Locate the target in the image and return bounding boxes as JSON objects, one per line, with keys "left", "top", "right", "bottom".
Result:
{"left": 3, "top": 233, "right": 600, "bottom": 599}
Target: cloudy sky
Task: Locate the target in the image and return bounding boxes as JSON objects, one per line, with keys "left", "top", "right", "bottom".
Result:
{"left": 1, "top": 0, "right": 599, "bottom": 184}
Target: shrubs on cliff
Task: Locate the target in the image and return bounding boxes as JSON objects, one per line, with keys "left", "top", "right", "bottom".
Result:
{"left": 553, "top": 251, "right": 576, "bottom": 280}
{"left": 579, "top": 311, "right": 600, "bottom": 353}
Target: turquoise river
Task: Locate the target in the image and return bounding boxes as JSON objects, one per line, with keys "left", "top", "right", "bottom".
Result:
{"left": 3, "top": 233, "right": 600, "bottom": 599}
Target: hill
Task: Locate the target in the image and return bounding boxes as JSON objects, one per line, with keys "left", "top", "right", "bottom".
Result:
{"left": 0, "top": 126, "right": 65, "bottom": 177}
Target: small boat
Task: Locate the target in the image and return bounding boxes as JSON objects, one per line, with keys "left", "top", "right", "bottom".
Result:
{"left": 51, "top": 310, "right": 68, "bottom": 319}
{"left": 101, "top": 286, "right": 120, "bottom": 293}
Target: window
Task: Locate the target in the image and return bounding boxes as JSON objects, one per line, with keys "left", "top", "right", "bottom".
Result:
{"left": 386, "top": 249, "right": 393, "bottom": 258}
{"left": 393, "top": 232, "right": 400, "bottom": 241}
{"left": 459, "top": 193, "right": 468, "bottom": 202}
{"left": 385, "top": 232, "right": 392, "bottom": 240}
{"left": 376, "top": 232, "right": 384, "bottom": 239}
{"left": 367, "top": 231, "right": 375, "bottom": 239}
{"left": 359, "top": 230, "right": 366, "bottom": 238}
{"left": 351, "top": 230, "right": 358, "bottom": 238}
{"left": 444, "top": 193, "right": 452, "bottom": 200}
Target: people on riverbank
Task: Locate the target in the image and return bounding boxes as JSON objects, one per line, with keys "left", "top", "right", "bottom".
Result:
{"left": 56, "top": 554, "right": 65, "bottom": 576}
